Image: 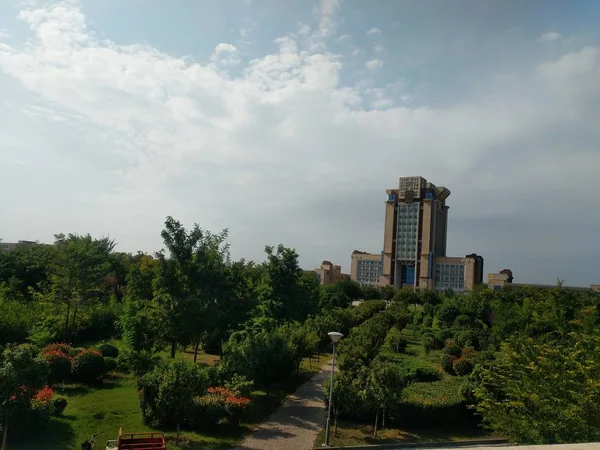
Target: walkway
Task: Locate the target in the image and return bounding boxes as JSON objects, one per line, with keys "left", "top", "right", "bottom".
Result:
{"left": 233, "top": 361, "right": 332, "bottom": 450}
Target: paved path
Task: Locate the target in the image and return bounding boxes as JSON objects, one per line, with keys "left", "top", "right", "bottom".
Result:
{"left": 233, "top": 361, "right": 332, "bottom": 450}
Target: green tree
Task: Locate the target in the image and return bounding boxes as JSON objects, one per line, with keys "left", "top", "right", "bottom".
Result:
{"left": 50, "top": 234, "right": 114, "bottom": 342}
{"left": 362, "top": 362, "right": 405, "bottom": 436}
{"left": 324, "top": 371, "right": 361, "bottom": 437}
{"left": 138, "top": 359, "right": 208, "bottom": 441}
{"left": 475, "top": 332, "right": 600, "bottom": 444}
{"left": 0, "top": 344, "right": 50, "bottom": 450}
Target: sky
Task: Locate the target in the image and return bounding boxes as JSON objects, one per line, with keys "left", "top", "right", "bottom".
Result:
{"left": 1, "top": 0, "right": 599, "bottom": 286}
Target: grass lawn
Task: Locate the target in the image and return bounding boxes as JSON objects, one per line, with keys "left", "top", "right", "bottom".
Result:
{"left": 315, "top": 419, "right": 491, "bottom": 447}
{"left": 10, "top": 345, "right": 324, "bottom": 450}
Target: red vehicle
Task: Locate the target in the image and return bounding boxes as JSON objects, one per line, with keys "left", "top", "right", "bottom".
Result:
{"left": 105, "top": 428, "right": 166, "bottom": 450}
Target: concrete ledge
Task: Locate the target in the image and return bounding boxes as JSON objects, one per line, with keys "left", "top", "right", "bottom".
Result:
{"left": 314, "top": 438, "right": 509, "bottom": 450}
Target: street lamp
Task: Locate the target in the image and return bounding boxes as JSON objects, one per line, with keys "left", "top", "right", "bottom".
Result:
{"left": 324, "top": 331, "right": 343, "bottom": 447}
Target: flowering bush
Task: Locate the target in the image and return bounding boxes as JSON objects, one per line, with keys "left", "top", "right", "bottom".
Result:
{"left": 34, "top": 385, "right": 54, "bottom": 404}
{"left": 41, "top": 343, "right": 73, "bottom": 356}
{"left": 42, "top": 350, "right": 73, "bottom": 384}
{"left": 72, "top": 349, "right": 106, "bottom": 382}
{"left": 193, "top": 386, "right": 252, "bottom": 426}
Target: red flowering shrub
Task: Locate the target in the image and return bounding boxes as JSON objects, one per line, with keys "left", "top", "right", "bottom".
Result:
{"left": 41, "top": 343, "right": 73, "bottom": 356}
{"left": 72, "top": 349, "right": 106, "bottom": 383}
{"left": 193, "top": 386, "right": 252, "bottom": 426}
{"left": 42, "top": 350, "right": 73, "bottom": 384}
{"left": 34, "top": 385, "right": 54, "bottom": 404}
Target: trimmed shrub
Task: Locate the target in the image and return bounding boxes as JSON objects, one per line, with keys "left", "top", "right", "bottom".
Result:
{"left": 407, "top": 366, "right": 442, "bottom": 383}
{"left": 453, "top": 314, "right": 472, "bottom": 328}
{"left": 389, "top": 335, "right": 408, "bottom": 353}
{"left": 42, "top": 350, "right": 73, "bottom": 384}
{"left": 434, "top": 330, "right": 452, "bottom": 348}
{"left": 52, "top": 397, "right": 68, "bottom": 416}
{"left": 441, "top": 354, "right": 456, "bottom": 375}
{"left": 443, "top": 340, "right": 462, "bottom": 358}
{"left": 104, "top": 357, "right": 118, "bottom": 373}
{"left": 423, "top": 315, "right": 433, "bottom": 328}
{"left": 193, "top": 387, "right": 252, "bottom": 426}
{"left": 455, "top": 330, "right": 477, "bottom": 348}
{"left": 453, "top": 358, "right": 473, "bottom": 376}
{"left": 41, "top": 343, "right": 73, "bottom": 356}
{"left": 97, "top": 343, "right": 119, "bottom": 358}
{"left": 72, "top": 349, "right": 106, "bottom": 383}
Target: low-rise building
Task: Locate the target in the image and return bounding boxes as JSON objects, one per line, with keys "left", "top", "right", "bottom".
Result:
{"left": 488, "top": 269, "right": 599, "bottom": 294}
{"left": 432, "top": 253, "right": 484, "bottom": 293}
{"left": 314, "top": 261, "right": 350, "bottom": 285}
{"left": 350, "top": 250, "right": 383, "bottom": 286}
{"left": 0, "top": 240, "right": 38, "bottom": 252}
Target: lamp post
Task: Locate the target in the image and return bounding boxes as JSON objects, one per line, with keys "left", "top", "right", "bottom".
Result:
{"left": 324, "top": 331, "right": 343, "bottom": 447}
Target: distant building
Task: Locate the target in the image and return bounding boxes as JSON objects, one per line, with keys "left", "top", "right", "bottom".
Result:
{"left": 350, "top": 250, "right": 383, "bottom": 286}
{"left": 488, "top": 269, "right": 599, "bottom": 294}
{"left": 380, "top": 175, "right": 483, "bottom": 292}
{"left": 0, "top": 240, "right": 38, "bottom": 252}
{"left": 314, "top": 261, "right": 350, "bottom": 285}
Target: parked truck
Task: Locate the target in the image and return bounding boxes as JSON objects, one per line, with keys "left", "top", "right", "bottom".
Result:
{"left": 105, "top": 428, "right": 166, "bottom": 450}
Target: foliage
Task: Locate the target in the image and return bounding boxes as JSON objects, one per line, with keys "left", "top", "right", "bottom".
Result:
{"left": 138, "top": 359, "right": 209, "bottom": 429}
{"left": 71, "top": 349, "right": 106, "bottom": 383}
{"left": 41, "top": 349, "right": 73, "bottom": 384}
{"left": 442, "top": 340, "right": 462, "bottom": 358}
{"left": 104, "top": 357, "right": 118, "bottom": 373}
{"left": 193, "top": 386, "right": 252, "bottom": 426}
{"left": 388, "top": 335, "right": 408, "bottom": 354}
{"left": 453, "top": 358, "right": 473, "bottom": 376}
{"left": 116, "top": 350, "right": 161, "bottom": 377}
{"left": 405, "top": 366, "right": 442, "bottom": 383}
{"left": 223, "top": 374, "right": 254, "bottom": 398}
{"left": 441, "top": 354, "right": 457, "bottom": 375}
{"left": 51, "top": 396, "right": 67, "bottom": 416}
{"left": 96, "top": 343, "right": 119, "bottom": 358}
{"left": 475, "top": 332, "right": 600, "bottom": 444}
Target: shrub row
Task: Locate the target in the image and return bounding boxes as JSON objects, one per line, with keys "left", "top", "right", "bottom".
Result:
{"left": 41, "top": 343, "right": 118, "bottom": 384}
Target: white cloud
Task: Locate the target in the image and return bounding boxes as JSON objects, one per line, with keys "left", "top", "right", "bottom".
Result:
{"left": 0, "top": 30, "right": 10, "bottom": 39}
{"left": 314, "top": 0, "right": 340, "bottom": 37}
{"left": 366, "top": 28, "right": 381, "bottom": 36}
{"left": 210, "top": 43, "right": 241, "bottom": 66}
{"left": 0, "top": 0, "right": 599, "bottom": 285}
{"left": 374, "top": 44, "right": 386, "bottom": 53}
{"left": 539, "top": 31, "right": 562, "bottom": 42}
{"left": 365, "top": 59, "right": 383, "bottom": 72}
{"left": 337, "top": 34, "right": 350, "bottom": 42}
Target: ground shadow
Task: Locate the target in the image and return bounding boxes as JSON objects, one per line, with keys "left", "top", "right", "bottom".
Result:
{"left": 10, "top": 415, "right": 76, "bottom": 450}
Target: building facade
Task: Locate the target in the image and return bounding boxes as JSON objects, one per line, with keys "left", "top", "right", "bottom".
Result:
{"left": 433, "top": 254, "right": 484, "bottom": 293}
{"left": 350, "top": 250, "right": 383, "bottom": 286}
{"left": 488, "top": 269, "right": 599, "bottom": 294}
{"left": 381, "top": 176, "right": 451, "bottom": 289}
{"left": 314, "top": 261, "right": 350, "bottom": 285}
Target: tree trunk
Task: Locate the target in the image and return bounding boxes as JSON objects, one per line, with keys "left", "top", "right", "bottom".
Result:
{"left": 176, "top": 423, "right": 180, "bottom": 442}
{"left": 70, "top": 303, "right": 78, "bottom": 344}
{"left": 382, "top": 407, "right": 386, "bottom": 429}
{"left": 193, "top": 342, "right": 200, "bottom": 363}
{"left": 170, "top": 341, "right": 176, "bottom": 359}
{"left": 1, "top": 411, "right": 8, "bottom": 450}
{"left": 334, "top": 411, "right": 339, "bottom": 437}
{"left": 374, "top": 409, "right": 379, "bottom": 437}
{"left": 317, "top": 351, "right": 320, "bottom": 362}
{"left": 309, "top": 356, "right": 312, "bottom": 369}
{"left": 64, "top": 303, "right": 70, "bottom": 342}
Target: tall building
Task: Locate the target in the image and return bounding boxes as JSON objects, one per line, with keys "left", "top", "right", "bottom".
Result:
{"left": 381, "top": 176, "right": 450, "bottom": 289}
{"left": 314, "top": 261, "right": 350, "bottom": 285}
{"left": 380, "top": 176, "right": 483, "bottom": 292}
{"left": 350, "top": 250, "right": 383, "bottom": 286}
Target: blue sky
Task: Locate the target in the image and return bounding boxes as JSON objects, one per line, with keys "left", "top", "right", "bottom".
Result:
{"left": 1, "top": 0, "right": 599, "bottom": 286}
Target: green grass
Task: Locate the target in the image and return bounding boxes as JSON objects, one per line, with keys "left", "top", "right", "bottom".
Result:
{"left": 11, "top": 346, "right": 324, "bottom": 450}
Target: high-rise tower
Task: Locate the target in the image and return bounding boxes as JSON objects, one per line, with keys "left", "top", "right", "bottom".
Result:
{"left": 381, "top": 176, "right": 451, "bottom": 289}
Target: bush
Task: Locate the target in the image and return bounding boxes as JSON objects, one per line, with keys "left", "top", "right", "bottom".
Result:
{"left": 72, "top": 349, "right": 106, "bottom": 383}
{"left": 104, "top": 357, "right": 118, "bottom": 373}
{"left": 407, "top": 366, "right": 442, "bottom": 383}
{"left": 42, "top": 350, "right": 73, "bottom": 384}
{"left": 441, "top": 354, "right": 456, "bottom": 375}
{"left": 443, "top": 340, "right": 462, "bottom": 358}
{"left": 52, "top": 397, "right": 68, "bottom": 416}
{"left": 434, "top": 329, "right": 452, "bottom": 348}
{"left": 41, "top": 343, "right": 73, "bottom": 356}
{"left": 117, "top": 350, "right": 160, "bottom": 376}
{"left": 223, "top": 374, "right": 254, "bottom": 397}
{"left": 423, "top": 315, "right": 433, "bottom": 328}
{"left": 389, "top": 335, "right": 408, "bottom": 353}
{"left": 454, "top": 314, "right": 472, "bottom": 328}
{"left": 193, "top": 387, "right": 252, "bottom": 426}
{"left": 453, "top": 358, "right": 473, "bottom": 376}
{"left": 97, "top": 343, "right": 119, "bottom": 358}
{"left": 455, "top": 330, "right": 477, "bottom": 348}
